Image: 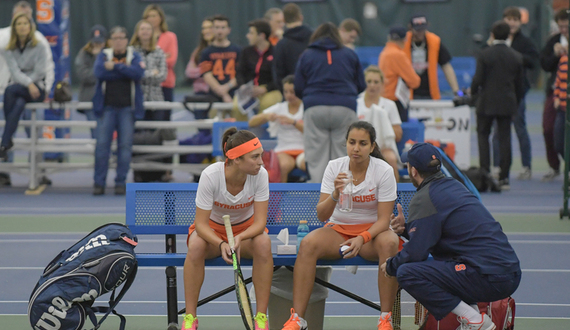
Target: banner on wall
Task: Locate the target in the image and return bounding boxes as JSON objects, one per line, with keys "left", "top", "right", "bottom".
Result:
{"left": 36, "top": 0, "right": 70, "bottom": 161}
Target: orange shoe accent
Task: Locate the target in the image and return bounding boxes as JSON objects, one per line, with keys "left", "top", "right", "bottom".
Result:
{"left": 378, "top": 312, "right": 393, "bottom": 330}
{"left": 281, "top": 308, "right": 307, "bottom": 330}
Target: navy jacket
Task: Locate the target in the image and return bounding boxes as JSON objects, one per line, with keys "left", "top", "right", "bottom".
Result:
{"left": 387, "top": 173, "right": 520, "bottom": 276}
{"left": 92, "top": 47, "right": 145, "bottom": 120}
{"left": 294, "top": 37, "right": 366, "bottom": 111}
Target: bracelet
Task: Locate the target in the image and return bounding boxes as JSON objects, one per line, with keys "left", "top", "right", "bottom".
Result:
{"left": 330, "top": 194, "right": 339, "bottom": 202}
{"left": 219, "top": 241, "right": 226, "bottom": 251}
{"left": 358, "top": 231, "right": 372, "bottom": 244}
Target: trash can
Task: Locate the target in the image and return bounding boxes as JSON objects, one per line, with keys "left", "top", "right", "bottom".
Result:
{"left": 268, "top": 266, "right": 333, "bottom": 330}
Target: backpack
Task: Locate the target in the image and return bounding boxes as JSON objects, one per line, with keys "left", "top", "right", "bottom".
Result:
{"left": 53, "top": 81, "right": 72, "bottom": 103}
{"left": 419, "top": 297, "right": 516, "bottom": 330}
{"left": 464, "top": 166, "right": 502, "bottom": 193}
{"left": 29, "top": 223, "right": 138, "bottom": 330}
{"left": 432, "top": 145, "right": 482, "bottom": 200}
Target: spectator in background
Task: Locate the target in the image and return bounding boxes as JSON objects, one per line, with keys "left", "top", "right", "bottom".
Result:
{"left": 273, "top": 3, "right": 313, "bottom": 91}
{"left": 491, "top": 7, "right": 539, "bottom": 181}
{"left": 264, "top": 7, "right": 284, "bottom": 46}
{"left": 553, "top": 50, "right": 567, "bottom": 160}
{"left": 75, "top": 25, "right": 108, "bottom": 138}
{"left": 249, "top": 75, "right": 305, "bottom": 183}
{"left": 185, "top": 17, "right": 213, "bottom": 95}
{"left": 378, "top": 26, "right": 420, "bottom": 122}
{"left": 0, "top": 0, "right": 55, "bottom": 186}
{"left": 92, "top": 26, "right": 144, "bottom": 196}
{"left": 338, "top": 18, "right": 361, "bottom": 50}
{"left": 357, "top": 65, "right": 402, "bottom": 181}
{"left": 143, "top": 4, "right": 177, "bottom": 120}
{"left": 199, "top": 15, "right": 241, "bottom": 104}
{"left": 0, "top": 13, "right": 49, "bottom": 161}
{"left": 404, "top": 14, "right": 459, "bottom": 99}
{"left": 235, "top": 19, "right": 282, "bottom": 120}
{"left": 471, "top": 21, "right": 523, "bottom": 191}
{"left": 130, "top": 19, "right": 167, "bottom": 104}
{"left": 294, "top": 22, "right": 365, "bottom": 183}
{"left": 540, "top": 8, "right": 569, "bottom": 181}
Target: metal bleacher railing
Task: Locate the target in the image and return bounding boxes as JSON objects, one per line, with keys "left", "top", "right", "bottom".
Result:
{"left": 0, "top": 101, "right": 233, "bottom": 191}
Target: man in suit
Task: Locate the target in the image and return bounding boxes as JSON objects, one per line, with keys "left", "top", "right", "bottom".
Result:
{"left": 471, "top": 21, "right": 523, "bottom": 191}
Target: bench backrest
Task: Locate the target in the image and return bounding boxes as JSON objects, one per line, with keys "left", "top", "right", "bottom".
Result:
{"left": 126, "top": 183, "right": 416, "bottom": 235}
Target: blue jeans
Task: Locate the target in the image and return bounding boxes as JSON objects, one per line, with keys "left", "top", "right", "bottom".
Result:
{"left": 94, "top": 106, "right": 135, "bottom": 187}
{"left": 1, "top": 84, "right": 45, "bottom": 148}
{"left": 493, "top": 98, "right": 532, "bottom": 168}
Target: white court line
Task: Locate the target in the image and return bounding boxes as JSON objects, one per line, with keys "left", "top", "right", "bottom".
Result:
{"left": 3, "top": 301, "right": 569, "bottom": 307}
{"left": 2, "top": 267, "right": 570, "bottom": 273}
{"left": 0, "top": 313, "right": 568, "bottom": 320}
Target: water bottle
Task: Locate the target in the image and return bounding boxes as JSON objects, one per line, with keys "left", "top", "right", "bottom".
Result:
{"left": 338, "top": 171, "right": 353, "bottom": 212}
{"left": 296, "top": 220, "right": 310, "bottom": 253}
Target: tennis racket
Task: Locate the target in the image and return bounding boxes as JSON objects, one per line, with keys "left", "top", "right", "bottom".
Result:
{"left": 223, "top": 215, "right": 254, "bottom": 330}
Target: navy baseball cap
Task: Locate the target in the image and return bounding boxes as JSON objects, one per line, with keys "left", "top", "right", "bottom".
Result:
{"left": 90, "top": 25, "right": 108, "bottom": 44}
{"left": 388, "top": 25, "right": 407, "bottom": 40}
{"left": 401, "top": 143, "right": 442, "bottom": 172}
{"left": 410, "top": 14, "right": 428, "bottom": 31}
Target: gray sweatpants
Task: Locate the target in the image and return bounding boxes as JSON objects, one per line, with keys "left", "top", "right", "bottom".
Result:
{"left": 303, "top": 105, "right": 358, "bottom": 183}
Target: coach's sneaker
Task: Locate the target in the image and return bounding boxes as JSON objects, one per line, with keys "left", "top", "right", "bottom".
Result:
{"left": 377, "top": 312, "right": 393, "bottom": 330}
{"left": 254, "top": 312, "right": 269, "bottom": 330}
{"left": 516, "top": 167, "right": 531, "bottom": 180}
{"left": 281, "top": 308, "right": 307, "bottom": 330}
{"left": 182, "top": 314, "right": 198, "bottom": 330}
{"left": 457, "top": 313, "right": 495, "bottom": 330}
{"left": 542, "top": 168, "right": 560, "bottom": 182}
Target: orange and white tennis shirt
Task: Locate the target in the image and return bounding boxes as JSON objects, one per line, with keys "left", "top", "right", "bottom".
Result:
{"left": 321, "top": 156, "right": 397, "bottom": 225}
{"left": 196, "top": 162, "right": 269, "bottom": 225}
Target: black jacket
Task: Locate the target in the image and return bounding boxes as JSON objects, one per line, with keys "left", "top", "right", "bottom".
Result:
{"left": 471, "top": 43, "right": 524, "bottom": 116}
{"left": 272, "top": 25, "right": 313, "bottom": 90}
{"left": 540, "top": 33, "right": 563, "bottom": 94}
{"left": 236, "top": 44, "right": 277, "bottom": 92}
{"left": 510, "top": 30, "right": 539, "bottom": 92}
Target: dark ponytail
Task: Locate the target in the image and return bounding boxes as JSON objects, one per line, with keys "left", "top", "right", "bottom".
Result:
{"left": 345, "top": 121, "right": 385, "bottom": 161}
{"left": 222, "top": 127, "right": 258, "bottom": 163}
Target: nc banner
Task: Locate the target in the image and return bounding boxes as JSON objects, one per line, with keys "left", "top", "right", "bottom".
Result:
{"left": 36, "top": 0, "right": 70, "bottom": 161}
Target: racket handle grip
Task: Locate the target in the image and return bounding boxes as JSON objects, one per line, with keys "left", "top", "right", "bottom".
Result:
{"left": 223, "top": 215, "right": 235, "bottom": 249}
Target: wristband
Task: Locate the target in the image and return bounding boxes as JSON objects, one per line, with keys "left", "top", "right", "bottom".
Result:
{"left": 219, "top": 241, "right": 226, "bottom": 251}
{"left": 330, "top": 194, "right": 339, "bottom": 202}
{"left": 358, "top": 231, "right": 372, "bottom": 244}
{"left": 292, "top": 120, "right": 297, "bottom": 126}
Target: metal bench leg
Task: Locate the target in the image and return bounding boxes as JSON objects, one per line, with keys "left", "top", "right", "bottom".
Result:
{"left": 165, "top": 234, "right": 178, "bottom": 329}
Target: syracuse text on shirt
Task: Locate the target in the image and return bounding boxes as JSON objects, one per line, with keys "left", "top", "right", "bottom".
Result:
{"left": 214, "top": 200, "right": 254, "bottom": 210}
{"left": 352, "top": 194, "right": 376, "bottom": 203}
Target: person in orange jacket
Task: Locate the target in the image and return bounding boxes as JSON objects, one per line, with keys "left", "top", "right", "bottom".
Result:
{"left": 378, "top": 26, "right": 420, "bottom": 122}
{"left": 403, "top": 14, "right": 460, "bottom": 100}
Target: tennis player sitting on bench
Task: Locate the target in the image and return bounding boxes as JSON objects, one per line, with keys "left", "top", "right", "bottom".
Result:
{"left": 381, "top": 143, "right": 521, "bottom": 330}
{"left": 182, "top": 127, "right": 273, "bottom": 330}
{"left": 282, "top": 121, "right": 400, "bottom": 330}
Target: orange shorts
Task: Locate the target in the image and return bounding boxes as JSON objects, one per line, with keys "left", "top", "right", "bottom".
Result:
{"left": 278, "top": 149, "right": 304, "bottom": 159}
{"left": 187, "top": 216, "right": 268, "bottom": 246}
{"left": 325, "top": 222, "right": 405, "bottom": 251}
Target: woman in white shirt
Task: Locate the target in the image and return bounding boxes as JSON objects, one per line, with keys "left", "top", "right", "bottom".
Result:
{"left": 281, "top": 121, "right": 400, "bottom": 330}
{"left": 249, "top": 75, "right": 305, "bottom": 182}
{"left": 182, "top": 128, "right": 272, "bottom": 330}
{"left": 357, "top": 65, "right": 403, "bottom": 181}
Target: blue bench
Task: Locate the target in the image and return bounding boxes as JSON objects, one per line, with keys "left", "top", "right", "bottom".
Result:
{"left": 126, "top": 182, "right": 416, "bottom": 327}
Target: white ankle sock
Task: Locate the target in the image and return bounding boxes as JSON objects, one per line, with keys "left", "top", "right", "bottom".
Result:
{"left": 380, "top": 312, "right": 391, "bottom": 319}
{"left": 452, "top": 301, "right": 482, "bottom": 323}
{"left": 296, "top": 314, "right": 307, "bottom": 327}
{"left": 470, "top": 304, "right": 480, "bottom": 313}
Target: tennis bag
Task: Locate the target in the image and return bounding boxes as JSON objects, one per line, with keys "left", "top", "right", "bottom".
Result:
{"left": 420, "top": 297, "right": 515, "bottom": 330}
{"left": 28, "top": 223, "right": 138, "bottom": 330}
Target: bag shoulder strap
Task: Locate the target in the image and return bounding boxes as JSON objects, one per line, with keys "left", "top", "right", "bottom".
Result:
{"left": 86, "top": 262, "right": 138, "bottom": 330}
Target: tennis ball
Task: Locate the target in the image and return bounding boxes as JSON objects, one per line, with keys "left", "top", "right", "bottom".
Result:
{"left": 339, "top": 245, "right": 350, "bottom": 256}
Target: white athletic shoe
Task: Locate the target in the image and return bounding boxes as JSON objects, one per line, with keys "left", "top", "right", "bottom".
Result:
{"left": 457, "top": 313, "right": 496, "bottom": 330}
{"left": 516, "top": 167, "right": 531, "bottom": 180}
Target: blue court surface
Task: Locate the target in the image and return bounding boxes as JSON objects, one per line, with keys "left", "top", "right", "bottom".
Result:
{"left": 1, "top": 90, "right": 569, "bottom": 329}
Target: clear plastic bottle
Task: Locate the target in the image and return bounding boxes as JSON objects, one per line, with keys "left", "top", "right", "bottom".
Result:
{"left": 296, "top": 220, "right": 310, "bottom": 253}
{"left": 338, "top": 171, "right": 353, "bottom": 212}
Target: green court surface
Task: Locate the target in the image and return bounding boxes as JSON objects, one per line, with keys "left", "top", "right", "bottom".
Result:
{"left": 5, "top": 315, "right": 569, "bottom": 330}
